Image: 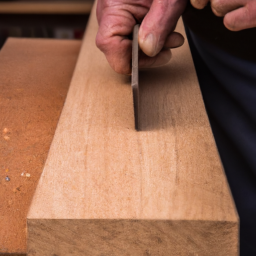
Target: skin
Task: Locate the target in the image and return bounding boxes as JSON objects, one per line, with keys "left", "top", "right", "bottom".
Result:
{"left": 96, "top": 0, "right": 256, "bottom": 74}
{"left": 96, "top": 0, "right": 187, "bottom": 74}
{"left": 191, "top": 0, "right": 256, "bottom": 31}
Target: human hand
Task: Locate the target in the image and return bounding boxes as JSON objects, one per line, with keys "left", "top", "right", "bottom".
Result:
{"left": 190, "top": 0, "right": 256, "bottom": 31}
{"left": 96, "top": 0, "right": 187, "bottom": 74}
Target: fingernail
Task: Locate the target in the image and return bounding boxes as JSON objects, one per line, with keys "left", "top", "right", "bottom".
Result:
{"left": 142, "top": 33, "right": 157, "bottom": 57}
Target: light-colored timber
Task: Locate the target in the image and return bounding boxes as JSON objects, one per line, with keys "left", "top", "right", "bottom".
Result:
{"left": 0, "top": 1, "right": 93, "bottom": 14}
{"left": 27, "top": 3, "right": 239, "bottom": 255}
{"left": 0, "top": 38, "right": 81, "bottom": 254}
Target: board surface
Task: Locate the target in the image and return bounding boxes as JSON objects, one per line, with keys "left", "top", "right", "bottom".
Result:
{"left": 27, "top": 4, "right": 239, "bottom": 256}
{"left": 0, "top": 38, "right": 81, "bottom": 254}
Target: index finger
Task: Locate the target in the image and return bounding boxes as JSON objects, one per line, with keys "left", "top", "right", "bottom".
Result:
{"left": 96, "top": 8, "right": 136, "bottom": 74}
{"left": 96, "top": 2, "right": 151, "bottom": 74}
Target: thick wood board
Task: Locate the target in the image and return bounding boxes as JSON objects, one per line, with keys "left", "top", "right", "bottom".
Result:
{"left": 27, "top": 4, "right": 239, "bottom": 256}
{"left": 0, "top": 38, "right": 81, "bottom": 254}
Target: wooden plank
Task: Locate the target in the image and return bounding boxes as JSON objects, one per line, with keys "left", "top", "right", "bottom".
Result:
{"left": 0, "top": 1, "right": 93, "bottom": 14}
{"left": 27, "top": 3, "right": 239, "bottom": 255}
{"left": 0, "top": 38, "right": 81, "bottom": 254}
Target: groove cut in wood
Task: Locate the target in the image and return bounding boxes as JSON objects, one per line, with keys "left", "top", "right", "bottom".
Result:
{"left": 27, "top": 3, "right": 239, "bottom": 255}
{"left": 0, "top": 1, "right": 93, "bottom": 14}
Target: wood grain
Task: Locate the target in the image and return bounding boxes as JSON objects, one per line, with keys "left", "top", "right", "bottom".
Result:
{"left": 0, "top": 1, "right": 93, "bottom": 14}
{"left": 27, "top": 3, "right": 239, "bottom": 255}
{"left": 0, "top": 38, "right": 81, "bottom": 254}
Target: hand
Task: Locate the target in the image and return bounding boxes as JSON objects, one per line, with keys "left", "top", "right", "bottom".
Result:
{"left": 96, "top": 0, "right": 187, "bottom": 74}
{"left": 190, "top": 0, "right": 256, "bottom": 31}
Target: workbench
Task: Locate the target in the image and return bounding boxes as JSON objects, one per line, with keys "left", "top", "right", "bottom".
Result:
{"left": 0, "top": 38, "right": 81, "bottom": 255}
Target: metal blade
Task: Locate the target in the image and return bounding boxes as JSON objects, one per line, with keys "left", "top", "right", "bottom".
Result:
{"left": 132, "top": 24, "right": 140, "bottom": 131}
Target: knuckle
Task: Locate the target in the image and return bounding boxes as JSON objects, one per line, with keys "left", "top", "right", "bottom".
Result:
{"left": 211, "top": 0, "right": 225, "bottom": 16}
{"left": 111, "top": 61, "right": 130, "bottom": 74}
{"left": 191, "top": 0, "right": 208, "bottom": 9}
{"left": 245, "top": 5, "right": 254, "bottom": 27}
{"left": 95, "top": 34, "right": 102, "bottom": 49}
{"left": 95, "top": 33, "right": 108, "bottom": 52}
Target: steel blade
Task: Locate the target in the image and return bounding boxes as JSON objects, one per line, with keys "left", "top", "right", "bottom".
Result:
{"left": 132, "top": 24, "right": 140, "bottom": 130}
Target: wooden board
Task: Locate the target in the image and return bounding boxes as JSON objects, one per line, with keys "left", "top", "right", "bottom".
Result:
{"left": 27, "top": 3, "right": 239, "bottom": 255}
{"left": 0, "top": 38, "right": 81, "bottom": 254}
{"left": 0, "top": 1, "right": 93, "bottom": 14}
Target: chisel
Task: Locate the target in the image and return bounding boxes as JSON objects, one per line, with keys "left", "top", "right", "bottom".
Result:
{"left": 131, "top": 24, "right": 140, "bottom": 131}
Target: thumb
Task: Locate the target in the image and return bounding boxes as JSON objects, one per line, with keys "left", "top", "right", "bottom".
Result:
{"left": 139, "top": 0, "right": 187, "bottom": 57}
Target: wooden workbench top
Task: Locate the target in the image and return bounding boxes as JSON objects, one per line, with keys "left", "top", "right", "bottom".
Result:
{"left": 0, "top": 38, "right": 81, "bottom": 254}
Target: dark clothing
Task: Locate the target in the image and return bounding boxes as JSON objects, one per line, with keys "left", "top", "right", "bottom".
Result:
{"left": 183, "top": 6, "right": 256, "bottom": 255}
{"left": 183, "top": 2, "right": 256, "bottom": 62}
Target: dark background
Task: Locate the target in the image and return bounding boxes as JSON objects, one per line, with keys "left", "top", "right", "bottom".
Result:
{"left": 0, "top": 0, "right": 93, "bottom": 48}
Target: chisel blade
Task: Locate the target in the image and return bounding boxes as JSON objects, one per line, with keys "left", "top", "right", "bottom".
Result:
{"left": 132, "top": 24, "right": 140, "bottom": 131}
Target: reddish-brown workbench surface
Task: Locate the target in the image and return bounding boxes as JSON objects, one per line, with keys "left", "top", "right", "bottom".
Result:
{"left": 0, "top": 38, "right": 81, "bottom": 254}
